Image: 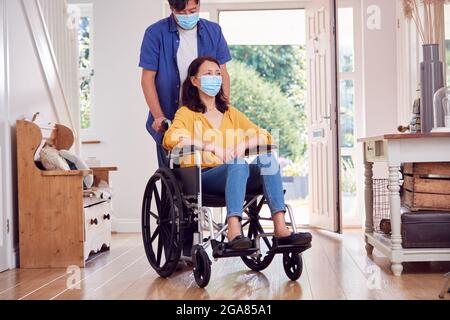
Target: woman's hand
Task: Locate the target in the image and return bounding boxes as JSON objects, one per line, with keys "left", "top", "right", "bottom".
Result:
{"left": 233, "top": 142, "right": 247, "bottom": 160}
{"left": 224, "top": 147, "right": 235, "bottom": 162}
{"left": 178, "top": 136, "right": 193, "bottom": 148}
{"left": 214, "top": 147, "right": 234, "bottom": 163}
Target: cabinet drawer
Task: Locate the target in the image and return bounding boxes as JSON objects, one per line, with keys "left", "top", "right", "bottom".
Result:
{"left": 84, "top": 201, "right": 108, "bottom": 234}
{"left": 84, "top": 201, "right": 112, "bottom": 260}
{"left": 365, "top": 140, "right": 386, "bottom": 161}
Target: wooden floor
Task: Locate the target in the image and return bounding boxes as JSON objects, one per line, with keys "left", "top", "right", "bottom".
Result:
{"left": 0, "top": 229, "right": 449, "bottom": 300}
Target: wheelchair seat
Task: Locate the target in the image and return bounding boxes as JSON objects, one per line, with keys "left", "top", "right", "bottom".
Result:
{"left": 196, "top": 192, "right": 263, "bottom": 208}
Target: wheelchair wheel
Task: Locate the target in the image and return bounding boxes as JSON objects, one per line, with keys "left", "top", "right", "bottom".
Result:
{"left": 142, "top": 168, "right": 183, "bottom": 278}
{"left": 192, "top": 245, "right": 211, "bottom": 288}
{"left": 283, "top": 252, "right": 303, "bottom": 281}
{"left": 241, "top": 218, "right": 275, "bottom": 271}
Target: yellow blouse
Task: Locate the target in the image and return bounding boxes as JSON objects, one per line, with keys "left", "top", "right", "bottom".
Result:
{"left": 162, "top": 106, "right": 272, "bottom": 168}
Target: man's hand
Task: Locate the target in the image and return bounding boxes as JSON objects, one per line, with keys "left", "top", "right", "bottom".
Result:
{"left": 152, "top": 117, "right": 168, "bottom": 132}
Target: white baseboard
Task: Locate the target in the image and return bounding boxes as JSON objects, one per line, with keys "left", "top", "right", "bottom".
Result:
{"left": 112, "top": 218, "right": 141, "bottom": 233}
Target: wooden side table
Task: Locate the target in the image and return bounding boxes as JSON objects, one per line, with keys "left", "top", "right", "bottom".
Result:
{"left": 358, "top": 132, "right": 450, "bottom": 276}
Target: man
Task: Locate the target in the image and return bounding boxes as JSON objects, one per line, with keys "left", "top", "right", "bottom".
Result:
{"left": 140, "top": 0, "right": 232, "bottom": 166}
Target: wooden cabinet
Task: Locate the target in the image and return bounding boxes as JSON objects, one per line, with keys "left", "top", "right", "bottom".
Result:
{"left": 16, "top": 120, "right": 117, "bottom": 268}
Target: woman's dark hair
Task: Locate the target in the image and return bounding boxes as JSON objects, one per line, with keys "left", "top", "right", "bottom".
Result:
{"left": 182, "top": 56, "right": 229, "bottom": 114}
{"left": 168, "top": 0, "right": 199, "bottom": 11}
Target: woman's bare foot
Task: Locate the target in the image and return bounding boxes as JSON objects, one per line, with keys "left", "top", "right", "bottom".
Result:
{"left": 273, "top": 212, "right": 291, "bottom": 238}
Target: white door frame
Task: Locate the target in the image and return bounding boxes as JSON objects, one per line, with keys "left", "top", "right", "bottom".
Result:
{"left": 0, "top": 0, "right": 13, "bottom": 272}
{"left": 337, "top": 0, "right": 364, "bottom": 228}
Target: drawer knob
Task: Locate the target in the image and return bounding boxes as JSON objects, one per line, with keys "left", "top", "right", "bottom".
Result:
{"left": 90, "top": 218, "right": 98, "bottom": 225}
{"left": 103, "top": 214, "right": 111, "bottom": 220}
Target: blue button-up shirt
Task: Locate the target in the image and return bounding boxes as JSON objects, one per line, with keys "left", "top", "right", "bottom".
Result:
{"left": 139, "top": 15, "right": 232, "bottom": 143}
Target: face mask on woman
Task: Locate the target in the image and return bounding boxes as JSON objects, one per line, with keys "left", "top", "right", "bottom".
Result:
{"left": 175, "top": 12, "right": 200, "bottom": 30}
{"left": 199, "top": 75, "right": 223, "bottom": 97}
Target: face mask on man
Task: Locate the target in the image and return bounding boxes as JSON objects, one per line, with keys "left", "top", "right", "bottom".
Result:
{"left": 199, "top": 75, "right": 223, "bottom": 97}
{"left": 175, "top": 12, "right": 200, "bottom": 30}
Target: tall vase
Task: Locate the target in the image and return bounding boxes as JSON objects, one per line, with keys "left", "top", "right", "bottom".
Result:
{"left": 420, "top": 44, "right": 444, "bottom": 133}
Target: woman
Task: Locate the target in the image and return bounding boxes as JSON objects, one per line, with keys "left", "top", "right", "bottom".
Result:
{"left": 163, "top": 56, "right": 312, "bottom": 250}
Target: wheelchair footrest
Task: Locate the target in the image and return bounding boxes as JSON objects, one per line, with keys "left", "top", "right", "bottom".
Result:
{"left": 269, "top": 243, "right": 312, "bottom": 255}
{"left": 211, "top": 240, "right": 258, "bottom": 259}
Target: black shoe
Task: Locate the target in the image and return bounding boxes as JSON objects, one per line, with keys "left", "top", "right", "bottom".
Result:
{"left": 227, "top": 235, "right": 252, "bottom": 250}
{"left": 276, "top": 232, "right": 312, "bottom": 246}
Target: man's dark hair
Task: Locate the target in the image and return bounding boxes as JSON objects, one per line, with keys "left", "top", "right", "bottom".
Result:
{"left": 182, "top": 56, "right": 228, "bottom": 114}
{"left": 168, "top": 0, "right": 199, "bottom": 11}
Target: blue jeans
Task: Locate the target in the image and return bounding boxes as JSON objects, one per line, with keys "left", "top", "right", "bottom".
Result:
{"left": 201, "top": 154, "right": 286, "bottom": 220}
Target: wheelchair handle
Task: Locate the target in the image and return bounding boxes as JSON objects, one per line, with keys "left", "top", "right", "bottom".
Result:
{"left": 162, "top": 119, "right": 172, "bottom": 132}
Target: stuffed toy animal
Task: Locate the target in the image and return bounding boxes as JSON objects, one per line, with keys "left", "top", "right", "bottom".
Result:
{"left": 39, "top": 144, "right": 70, "bottom": 171}
{"left": 59, "top": 150, "right": 94, "bottom": 189}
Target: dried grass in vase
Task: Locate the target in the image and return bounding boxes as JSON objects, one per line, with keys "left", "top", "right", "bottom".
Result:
{"left": 402, "top": 0, "right": 448, "bottom": 44}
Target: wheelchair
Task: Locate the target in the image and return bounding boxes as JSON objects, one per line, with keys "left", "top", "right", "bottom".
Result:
{"left": 142, "top": 140, "right": 311, "bottom": 288}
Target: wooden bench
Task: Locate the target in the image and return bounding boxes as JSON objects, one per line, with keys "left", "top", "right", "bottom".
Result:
{"left": 17, "top": 119, "right": 117, "bottom": 268}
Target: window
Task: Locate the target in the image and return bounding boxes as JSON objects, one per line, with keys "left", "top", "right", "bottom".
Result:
{"left": 338, "top": 3, "right": 362, "bottom": 227}
{"left": 339, "top": 8, "right": 355, "bottom": 73}
{"left": 340, "top": 79, "right": 355, "bottom": 148}
{"left": 70, "top": 4, "right": 94, "bottom": 131}
{"left": 219, "top": 10, "right": 305, "bottom": 45}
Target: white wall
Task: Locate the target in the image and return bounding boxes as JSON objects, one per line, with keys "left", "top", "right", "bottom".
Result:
{"left": 361, "top": 0, "right": 398, "bottom": 137}
{"left": 2, "top": 0, "right": 62, "bottom": 269}
{"left": 9, "top": 2, "right": 57, "bottom": 123}
{"left": 361, "top": 0, "right": 399, "bottom": 178}
{"left": 68, "top": 0, "right": 164, "bottom": 232}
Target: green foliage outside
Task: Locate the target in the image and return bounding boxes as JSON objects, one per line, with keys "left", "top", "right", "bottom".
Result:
{"left": 228, "top": 45, "right": 308, "bottom": 163}
{"left": 341, "top": 156, "right": 356, "bottom": 195}
{"left": 228, "top": 61, "right": 302, "bottom": 161}
{"left": 78, "top": 16, "right": 91, "bottom": 129}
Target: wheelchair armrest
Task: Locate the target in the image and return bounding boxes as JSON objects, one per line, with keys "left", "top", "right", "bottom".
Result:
{"left": 244, "top": 145, "right": 277, "bottom": 157}
{"left": 169, "top": 144, "right": 277, "bottom": 160}
{"left": 169, "top": 145, "right": 201, "bottom": 160}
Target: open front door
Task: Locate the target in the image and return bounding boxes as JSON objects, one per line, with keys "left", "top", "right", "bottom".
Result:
{"left": 306, "top": 0, "right": 340, "bottom": 232}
